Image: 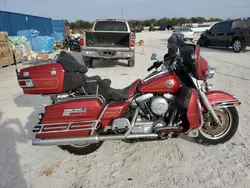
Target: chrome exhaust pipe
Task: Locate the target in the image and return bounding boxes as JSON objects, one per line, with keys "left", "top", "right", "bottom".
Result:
{"left": 32, "top": 133, "right": 159, "bottom": 146}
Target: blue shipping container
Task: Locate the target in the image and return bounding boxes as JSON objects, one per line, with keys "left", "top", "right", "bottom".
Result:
{"left": 52, "top": 20, "right": 65, "bottom": 34}
{"left": 0, "top": 10, "right": 53, "bottom": 36}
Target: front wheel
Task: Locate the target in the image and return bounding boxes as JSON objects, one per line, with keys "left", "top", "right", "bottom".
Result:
{"left": 196, "top": 107, "right": 239, "bottom": 145}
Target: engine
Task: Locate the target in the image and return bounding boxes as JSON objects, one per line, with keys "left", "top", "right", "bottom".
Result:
{"left": 111, "top": 94, "right": 175, "bottom": 135}
{"left": 150, "top": 97, "right": 169, "bottom": 115}
{"left": 135, "top": 93, "right": 173, "bottom": 118}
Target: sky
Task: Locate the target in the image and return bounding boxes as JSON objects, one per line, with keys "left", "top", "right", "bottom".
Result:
{"left": 1, "top": 0, "right": 250, "bottom": 21}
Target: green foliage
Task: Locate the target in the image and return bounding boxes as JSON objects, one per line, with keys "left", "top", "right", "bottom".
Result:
{"left": 69, "top": 17, "right": 223, "bottom": 30}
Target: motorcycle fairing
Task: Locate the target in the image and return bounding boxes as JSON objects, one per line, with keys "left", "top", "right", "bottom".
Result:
{"left": 175, "top": 87, "right": 200, "bottom": 132}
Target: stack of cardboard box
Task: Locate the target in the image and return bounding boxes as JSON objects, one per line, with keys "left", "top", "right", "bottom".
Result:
{"left": 0, "top": 32, "right": 12, "bottom": 68}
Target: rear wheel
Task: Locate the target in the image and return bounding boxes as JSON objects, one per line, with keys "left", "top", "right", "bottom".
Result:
{"left": 128, "top": 57, "right": 135, "bottom": 67}
{"left": 59, "top": 141, "right": 104, "bottom": 155}
{"left": 232, "top": 38, "right": 243, "bottom": 53}
{"left": 196, "top": 107, "right": 239, "bottom": 145}
{"left": 85, "top": 58, "right": 93, "bottom": 68}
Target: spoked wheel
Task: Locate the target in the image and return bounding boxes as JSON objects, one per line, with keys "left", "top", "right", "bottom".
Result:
{"left": 196, "top": 107, "right": 239, "bottom": 145}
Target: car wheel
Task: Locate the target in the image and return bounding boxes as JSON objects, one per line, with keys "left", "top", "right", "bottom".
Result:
{"left": 232, "top": 39, "right": 243, "bottom": 53}
{"left": 85, "top": 58, "right": 93, "bottom": 68}
{"left": 128, "top": 57, "right": 135, "bottom": 67}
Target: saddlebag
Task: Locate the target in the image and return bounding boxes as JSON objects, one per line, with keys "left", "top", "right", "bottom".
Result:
{"left": 33, "top": 96, "right": 105, "bottom": 139}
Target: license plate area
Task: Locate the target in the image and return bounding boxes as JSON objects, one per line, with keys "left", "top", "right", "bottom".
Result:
{"left": 98, "top": 50, "right": 117, "bottom": 57}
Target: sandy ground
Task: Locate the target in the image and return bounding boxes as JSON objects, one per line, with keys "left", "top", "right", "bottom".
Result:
{"left": 0, "top": 31, "right": 250, "bottom": 188}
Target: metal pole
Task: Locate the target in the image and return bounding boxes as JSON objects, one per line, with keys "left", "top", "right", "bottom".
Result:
{"left": 3, "top": 0, "right": 6, "bottom": 11}
{"left": 121, "top": 6, "right": 123, "bottom": 19}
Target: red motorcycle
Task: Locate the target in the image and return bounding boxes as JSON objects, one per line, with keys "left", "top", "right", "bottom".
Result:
{"left": 16, "top": 36, "right": 241, "bottom": 155}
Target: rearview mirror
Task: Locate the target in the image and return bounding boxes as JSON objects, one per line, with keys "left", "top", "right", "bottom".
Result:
{"left": 206, "top": 30, "right": 212, "bottom": 34}
{"left": 151, "top": 53, "right": 157, "bottom": 60}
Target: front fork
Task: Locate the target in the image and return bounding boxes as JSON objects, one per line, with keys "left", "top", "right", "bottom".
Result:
{"left": 198, "top": 80, "right": 222, "bottom": 126}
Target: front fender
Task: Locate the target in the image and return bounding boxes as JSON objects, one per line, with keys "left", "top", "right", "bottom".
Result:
{"left": 202, "top": 90, "right": 241, "bottom": 111}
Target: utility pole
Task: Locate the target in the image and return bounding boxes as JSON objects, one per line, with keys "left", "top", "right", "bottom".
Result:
{"left": 0, "top": 0, "right": 7, "bottom": 11}
{"left": 121, "top": 6, "right": 123, "bottom": 19}
{"left": 3, "top": 0, "right": 6, "bottom": 11}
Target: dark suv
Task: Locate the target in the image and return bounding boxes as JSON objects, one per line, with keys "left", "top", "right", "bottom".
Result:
{"left": 197, "top": 18, "right": 250, "bottom": 53}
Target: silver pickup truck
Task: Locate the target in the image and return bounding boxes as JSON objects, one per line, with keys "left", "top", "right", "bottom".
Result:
{"left": 81, "top": 19, "right": 135, "bottom": 68}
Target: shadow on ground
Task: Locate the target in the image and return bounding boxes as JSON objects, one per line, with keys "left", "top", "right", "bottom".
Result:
{"left": 0, "top": 111, "right": 28, "bottom": 188}
{"left": 13, "top": 94, "right": 51, "bottom": 140}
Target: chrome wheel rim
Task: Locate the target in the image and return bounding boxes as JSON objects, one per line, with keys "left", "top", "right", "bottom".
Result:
{"left": 234, "top": 41, "right": 241, "bottom": 51}
{"left": 199, "top": 108, "right": 232, "bottom": 140}
{"left": 71, "top": 143, "right": 91, "bottom": 148}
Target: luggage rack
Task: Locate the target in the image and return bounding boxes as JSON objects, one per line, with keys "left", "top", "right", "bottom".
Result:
{"left": 59, "top": 94, "right": 106, "bottom": 104}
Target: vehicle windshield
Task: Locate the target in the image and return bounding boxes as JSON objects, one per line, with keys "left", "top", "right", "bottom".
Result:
{"left": 94, "top": 21, "right": 128, "bottom": 31}
{"left": 180, "top": 28, "right": 193, "bottom": 32}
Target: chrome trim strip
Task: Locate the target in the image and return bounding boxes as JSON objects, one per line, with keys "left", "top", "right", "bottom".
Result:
{"left": 34, "top": 120, "right": 97, "bottom": 134}
{"left": 59, "top": 95, "right": 106, "bottom": 104}
{"left": 142, "top": 71, "right": 166, "bottom": 83}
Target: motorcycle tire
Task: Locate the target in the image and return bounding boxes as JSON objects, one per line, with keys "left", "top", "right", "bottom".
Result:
{"left": 59, "top": 141, "right": 104, "bottom": 155}
{"left": 196, "top": 107, "right": 239, "bottom": 145}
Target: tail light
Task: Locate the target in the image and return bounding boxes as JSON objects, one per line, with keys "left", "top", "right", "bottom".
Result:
{"left": 106, "top": 19, "right": 116, "bottom": 21}
{"left": 130, "top": 32, "right": 135, "bottom": 47}
{"left": 18, "top": 79, "right": 34, "bottom": 88}
{"left": 130, "top": 39, "right": 135, "bottom": 47}
{"left": 80, "top": 38, "right": 84, "bottom": 46}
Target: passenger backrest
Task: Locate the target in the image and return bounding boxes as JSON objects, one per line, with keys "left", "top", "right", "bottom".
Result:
{"left": 56, "top": 51, "right": 88, "bottom": 74}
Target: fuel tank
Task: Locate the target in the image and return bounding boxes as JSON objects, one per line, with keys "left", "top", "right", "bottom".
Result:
{"left": 138, "top": 73, "right": 180, "bottom": 93}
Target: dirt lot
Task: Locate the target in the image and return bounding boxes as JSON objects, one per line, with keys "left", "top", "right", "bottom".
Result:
{"left": 0, "top": 31, "right": 250, "bottom": 188}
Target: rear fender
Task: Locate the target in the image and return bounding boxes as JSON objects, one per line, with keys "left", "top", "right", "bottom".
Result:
{"left": 202, "top": 90, "right": 241, "bottom": 111}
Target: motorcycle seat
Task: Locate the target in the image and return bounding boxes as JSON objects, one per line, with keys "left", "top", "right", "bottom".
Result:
{"left": 81, "top": 74, "right": 141, "bottom": 101}
{"left": 107, "top": 79, "right": 141, "bottom": 101}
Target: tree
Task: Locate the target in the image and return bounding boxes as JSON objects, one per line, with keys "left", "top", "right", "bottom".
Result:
{"left": 208, "top": 17, "right": 223, "bottom": 22}
{"left": 68, "top": 16, "right": 224, "bottom": 31}
{"left": 65, "top": 20, "right": 70, "bottom": 25}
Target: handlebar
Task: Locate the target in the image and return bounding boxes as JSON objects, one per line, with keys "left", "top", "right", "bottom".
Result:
{"left": 147, "top": 61, "right": 163, "bottom": 71}
{"left": 147, "top": 55, "right": 178, "bottom": 72}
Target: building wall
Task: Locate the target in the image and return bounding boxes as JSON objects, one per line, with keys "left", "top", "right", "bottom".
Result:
{"left": 0, "top": 11, "right": 53, "bottom": 36}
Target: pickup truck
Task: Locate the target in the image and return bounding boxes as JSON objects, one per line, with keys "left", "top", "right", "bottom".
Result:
{"left": 80, "top": 19, "right": 135, "bottom": 68}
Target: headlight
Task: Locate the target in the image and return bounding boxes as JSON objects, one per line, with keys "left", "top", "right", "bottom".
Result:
{"left": 207, "top": 65, "right": 216, "bottom": 79}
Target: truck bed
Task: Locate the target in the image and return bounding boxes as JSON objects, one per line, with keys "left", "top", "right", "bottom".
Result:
{"left": 85, "top": 32, "right": 130, "bottom": 48}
